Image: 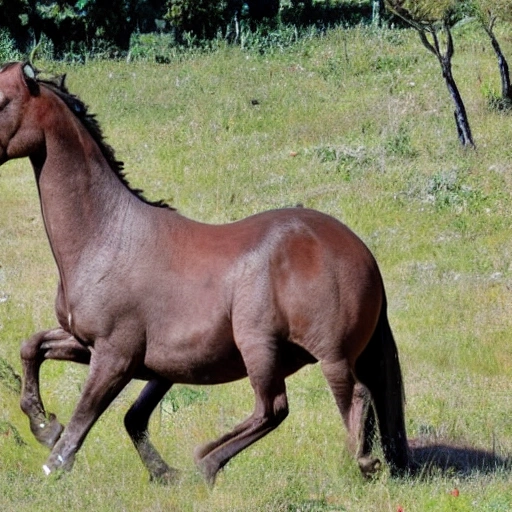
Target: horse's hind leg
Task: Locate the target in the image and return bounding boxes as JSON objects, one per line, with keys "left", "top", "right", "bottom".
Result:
{"left": 356, "top": 365, "right": 408, "bottom": 476}
{"left": 194, "top": 341, "right": 289, "bottom": 486}
{"left": 321, "top": 359, "right": 381, "bottom": 477}
{"left": 20, "top": 329, "right": 90, "bottom": 448}
{"left": 124, "top": 378, "right": 179, "bottom": 484}
{"left": 355, "top": 315, "right": 409, "bottom": 476}
{"left": 350, "top": 383, "right": 381, "bottom": 476}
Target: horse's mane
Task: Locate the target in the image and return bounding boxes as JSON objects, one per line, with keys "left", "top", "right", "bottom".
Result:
{"left": 38, "top": 70, "right": 173, "bottom": 210}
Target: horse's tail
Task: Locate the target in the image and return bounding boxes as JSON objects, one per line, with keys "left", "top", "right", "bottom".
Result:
{"left": 355, "top": 292, "right": 409, "bottom": 475}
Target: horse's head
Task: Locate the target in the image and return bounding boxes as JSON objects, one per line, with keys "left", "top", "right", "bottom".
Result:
{"left": 0, "top": 62, "right": 43, "bottom": 165}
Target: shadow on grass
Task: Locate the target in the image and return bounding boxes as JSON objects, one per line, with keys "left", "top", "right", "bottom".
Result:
{"left": 409, "top": 437, "right": 512, "bottom": 478}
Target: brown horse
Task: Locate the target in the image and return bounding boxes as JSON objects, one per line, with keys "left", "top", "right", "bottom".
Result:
{"left": 0, "top": 61, "right": 409, "bottom": 484}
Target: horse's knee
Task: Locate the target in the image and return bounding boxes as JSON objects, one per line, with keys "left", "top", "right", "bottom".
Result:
{"left": 20, "top": 330, "right": 54, "bottom": 362}
{"left": 20, "top": 337, "right": 41, "bottom": 362}
{"left": 253, "top": 392, "right": 288, "bottom": 429}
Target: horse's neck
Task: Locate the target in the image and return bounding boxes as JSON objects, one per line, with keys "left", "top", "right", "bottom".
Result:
{"left": 35, "top": 104, "right": 137, "bottom": 277}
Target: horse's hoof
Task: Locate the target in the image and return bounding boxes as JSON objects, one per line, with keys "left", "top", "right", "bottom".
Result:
{"left": 195, "top": 456, "right": 219, "bottom": 487}
{"left": 32, "top": 413, "right": 64, "bottom": 449}
{"left": 42, "top": 451, "right": 74, "bottom": 478}
{"left": 390, "top": 458, "right": 416, "bottom": 478}
{"left": 358, "top": 456, "right": 382, "bottom": 478}
{"left": 42, "top": 464, "right": 65, "bottom": 479}
{"left": 149, "top": 467, "right": 180, "bottom": 485}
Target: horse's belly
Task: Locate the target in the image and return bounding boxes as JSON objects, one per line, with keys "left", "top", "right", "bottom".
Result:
{"left": 144, "top": 334, "right": 247, "bottom": 385}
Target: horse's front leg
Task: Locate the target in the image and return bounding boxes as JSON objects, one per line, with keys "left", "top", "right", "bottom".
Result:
{"left": 42, "top": 337, "right": 137, "bottom": 476}
{"left": 124, "top": 378, "right": 179, "bottom": 484}
{"left": 20, "top": 328, "right": 91, "bottom": 449}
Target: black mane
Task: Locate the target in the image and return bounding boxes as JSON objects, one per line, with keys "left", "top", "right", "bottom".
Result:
{"left": 38, "top": 72, "right": 173, "bottom": 210}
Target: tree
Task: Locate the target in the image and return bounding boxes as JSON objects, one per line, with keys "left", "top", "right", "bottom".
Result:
{"left": 165, "top": 1, "right": 280, "bottom": 40}
{"left": 165, "top": 0, "right": 239, "bottom": 39}
{"left": 0, "top": 1, "right": 168, "bottom": 56}
{"left": 29, "top": 1, "right": 87, "bottom": 56}
{"left": 372, "top": 0, "right": 385, "bottom": 25}
{"left": 0, "top": 0, "right": 31, "bottom": 50}
{"left": 386, "top": 1, "right": 475, "bottom": 148}
{"left": 246, "top": 0, "right": 279, "bottom": 21}
{"left": 470, "top": 0, "right": 512, "bottom": 108}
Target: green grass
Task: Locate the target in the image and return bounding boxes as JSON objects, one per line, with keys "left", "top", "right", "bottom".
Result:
{"left": 1, "top": 22, "right": 512, "bottom": 511}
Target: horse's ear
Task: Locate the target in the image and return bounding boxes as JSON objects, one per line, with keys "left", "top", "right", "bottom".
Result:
{"left": 58, "top": 73, "right": 67, "bottom": 90}
{"left": 22, "top": 62, "right": 40, "bottom": 96}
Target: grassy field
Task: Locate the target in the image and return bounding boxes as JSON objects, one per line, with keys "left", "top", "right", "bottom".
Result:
{"left": 1, "top": 22, "right": 512, "bottom": 511}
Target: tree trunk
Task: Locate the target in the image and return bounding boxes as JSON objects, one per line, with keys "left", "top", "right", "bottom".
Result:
{"left": 441, "top": 58, "right": 475, "bottom": 148}
{"left": 417, "top": 24, "right": 475, "bottom": 148}
{"left": 372, "top": 0, "right": 385, "bottom": 26}
{"left": 485, "top": 26, "right": 512, "bottom": 103}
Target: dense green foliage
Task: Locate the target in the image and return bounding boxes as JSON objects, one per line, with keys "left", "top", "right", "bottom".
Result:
{"left": 0, "top": 0, "right": 167, "bottom": 56}
{"left": 0, "top": 1, "right": 378, "bottom": 58}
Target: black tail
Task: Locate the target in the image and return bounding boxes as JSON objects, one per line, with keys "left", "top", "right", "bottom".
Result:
{"left": 355, "top": 295, "right": 409, "bottom": 475}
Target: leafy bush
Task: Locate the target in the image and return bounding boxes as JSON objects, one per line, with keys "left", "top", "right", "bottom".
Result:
{"left": 385, "top": 123, "right": 417, "bottom": 158}
{"left": 0, "top": 29, "right": 22, "bottom": 62}
{"left": 162, "top": 386, "right": 208, "bottom": 413}
{"left": 166, "top": 0, "right": 241, "bottom": 40}
{"left": 426, "top": 169, "right": 486, "bottom": 212}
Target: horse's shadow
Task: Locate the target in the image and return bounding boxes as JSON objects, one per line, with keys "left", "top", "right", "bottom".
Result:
{"left": 408, "top": 437, "right": 512, "bottom": 478}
